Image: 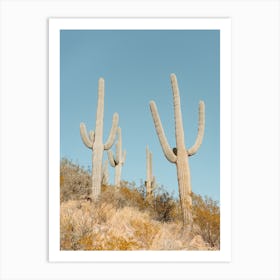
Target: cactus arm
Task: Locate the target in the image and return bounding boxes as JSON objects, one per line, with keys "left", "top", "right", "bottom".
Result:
{"left": 107, "top": 150, "right": 116, "bottom": 167}
{"left": 152, "top": 176, "right": 156, "bottom": 191}
{"left": 115, "top": 127, "right": 121, "bottom": 162}
{"left": 107, "top": 126, "right": 125, "bottom": 188}
{"left": 146, "top": 146, "right": 151, "bottom": 181}
{"left": 170, "top": 74, "right": 186, "bottom": 151}
{"left": 89, "top": 130, "right": 95, "bottom": 143}
{"left": 104, "top": 113, "right": 119, "bottom": 150}
{"left": 94, "top": 78, "right": 105, "bottom": 143}
{"left": 80, "top": 123, "right": 93, "bottom": 149}
{"left": 149, "top": 101, "right": 177, "bottom": 163}
{"left": 122, "top": 150, "right": 126, "bottom": 165}
{"left": 149, "top": 151, "right": 153, "bottom": 181}
{"left": 187, "top": 101, "right": 205, "bottom": 156}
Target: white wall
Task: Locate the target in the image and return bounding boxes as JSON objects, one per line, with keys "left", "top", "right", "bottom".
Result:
{"left": 0, "top": 0, "right": 279, "bottom": 279}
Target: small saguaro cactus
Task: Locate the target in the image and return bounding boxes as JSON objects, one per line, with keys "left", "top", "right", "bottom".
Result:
{"left": 108, "top": 127, "right": 126, "bottom": 188}
{"left": 102, "top": 160, "right": 109, "bottom": 186}
{"left": 149, "top": 73, "right": 205, "bottom": 229}
{"left": 80, "top": 77, "right": 119, "bottom": 201}
{"left": 145, "top": 146, "right": 156, "bottom": 200}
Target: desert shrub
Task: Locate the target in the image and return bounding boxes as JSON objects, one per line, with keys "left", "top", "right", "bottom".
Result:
{"left": 60, "top": 200, "right": 160, "bottom": 250}
{"left": 60, "top": 200, "right": 96, "bottom": 250}
{"left": 60, "top": 158, "right": 91, "bottom": 202}
{"left": 59, "top": 159, "right": 220, "bottom": 250}
{"left": 118, "top": 182, "right": 147, "bottom": 210}
{"left": 95, "top": 183, "right": 147, "bottom": 211}
{"left": 90, "top": 232, "right": 142, "bottom": 250}
{"left": 134, "top": 182, "right": 181, "bottom": 223}
{"left": 192, "top": 193, "right": 220, "bottom": 248}
{"left": 150, "top": 186, "right": 180, "bottom": 222}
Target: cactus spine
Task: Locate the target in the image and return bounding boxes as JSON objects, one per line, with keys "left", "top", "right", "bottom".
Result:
{"left": 80, "top": 78, "right": 119, "bottom": 201}
{"left": 145, "top": 146, "right": 156, "bottom": 200}
{"left": 149, "top": 74, "right": 205, "bottom": 229}
{"left": 108, "top": 127, "right": 126, "bottom": 188}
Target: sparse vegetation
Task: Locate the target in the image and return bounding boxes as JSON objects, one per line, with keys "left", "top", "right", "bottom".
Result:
{"left": 60, "top": 159, "right": 220, "bottom": 250}
{"left": 192, "top": 193, "right": 220, "bottom": 248}
{"left": 60, "top": 158, "right": 91, "bottom": 202}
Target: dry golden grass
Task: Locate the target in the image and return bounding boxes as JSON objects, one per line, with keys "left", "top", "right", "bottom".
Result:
{"left": 60, "top": 159, "right": 220, "bottom": 250}
{"left": 60, "top": 198, "right": 217, "bottom": 250}
{"left": 192, "top": 193, "right": 220, "bottom": 248}
{"left": 60, "top": 200, "right": 159, "bottom": 250}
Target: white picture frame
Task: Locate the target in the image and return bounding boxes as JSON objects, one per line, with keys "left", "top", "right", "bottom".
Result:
{"left": 49, "top": 17, "right": 231, "bottom": 262}
{"left": 0, "top": 0, "right": 279, "bottom": 279}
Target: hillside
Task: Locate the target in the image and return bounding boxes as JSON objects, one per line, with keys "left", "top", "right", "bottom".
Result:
{"left": 60, "top": 159, "right": 220, "bottom": 250}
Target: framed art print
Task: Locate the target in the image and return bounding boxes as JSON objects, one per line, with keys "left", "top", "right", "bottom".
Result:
{"left": 1, "top": 0, "right": 279, "bottom": 279}
{"left": 49, "top": 18, "right": 231, "bottom": 262}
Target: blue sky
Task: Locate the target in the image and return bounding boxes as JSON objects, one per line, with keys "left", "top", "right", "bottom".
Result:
{"left": 60, "top": 30, "right": 220, "bottom": 202}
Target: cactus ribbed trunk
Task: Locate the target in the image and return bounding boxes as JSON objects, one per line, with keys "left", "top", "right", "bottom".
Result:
{"left": 92, "top": 143, "right": 103, "bottom": 199}
{"left": 92, "top": 79, "right": 105, "bottom": 199}
{"left": 172, "top": 74, "right": 193, "bottom": 227}
{"left": 102, "top": 160, "right": 109, "bottom": 186}
{"left": 80, "top": 77, "right": 119, "bottom": 201}
{"left": 176, "top": 152, "right": 192, "bottom": 227}
{"left": 114, "top": 164, "right": 122, "bottom": 188}
{"left": 108, "top": 127, "right": 126, "bottom": 188}
{"left": 149, "top": 73, "right": 205, "bottom": 230}
{"left": 145, "top": 146, "right": 155, "bottom": 200}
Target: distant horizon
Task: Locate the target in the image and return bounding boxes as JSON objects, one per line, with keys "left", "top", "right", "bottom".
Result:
{"left": 60, "top": 30, "right": 220, "bottom": 202}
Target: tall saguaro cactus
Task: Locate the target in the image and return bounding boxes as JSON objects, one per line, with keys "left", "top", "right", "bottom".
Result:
{"left": 145, "top": 146, "right": 156, "bottom": 200}
{"left": 149, "top": 73, "right": 205, "bottom": 229}
{"left": 108, "top": 127, "right": 126, "bottom": 188}
{"left": 80, "top": 78, "right": 119, "bottom": 201}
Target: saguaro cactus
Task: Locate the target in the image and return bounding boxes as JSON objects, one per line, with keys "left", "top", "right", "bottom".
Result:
{"left": 149, "top": 73, "right": 205, "bottom": 229}
{"left": 80, "top": 78, "right": 119, "bottom": 201}
{"left": 108, "top": 127, "right": 126, "bottom": 188}
{"left": 145, "top": 146, "right": 156, "bottom": 200}
{"left": 102, "top": 160, "right": 109, "bottom": 186}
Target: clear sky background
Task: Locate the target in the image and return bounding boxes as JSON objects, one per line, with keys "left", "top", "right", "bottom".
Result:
{"left": 60, "top": 30, "right": 220, "bottom": 202}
